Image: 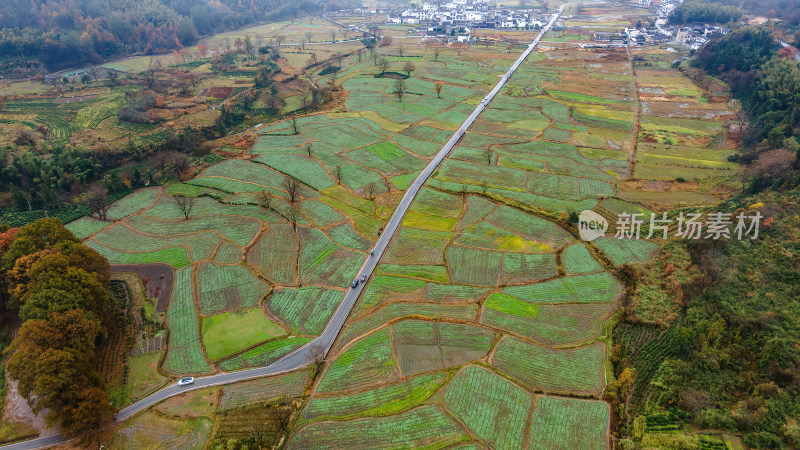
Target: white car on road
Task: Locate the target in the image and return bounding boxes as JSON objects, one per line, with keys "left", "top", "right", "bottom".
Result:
{"left": 177, "top": 377, "right": 195, "bottom": 386}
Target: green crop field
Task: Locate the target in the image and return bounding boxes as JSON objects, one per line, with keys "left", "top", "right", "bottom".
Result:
{"left": 486, "top": 206, "right": 574, "bottom": 250}
{"left": 106, "top": 187, "right": 161, "bottom": 220}
{"left": 528, "top": 396, "right": 610, "bottom": 450}
{"left": 483, "top": 300, "right": 615, "bottom": 346}
{"left": 339, "top": 303, "right": 479, "bottom": 354}
{"left": 384, "top": 227, "right": 452, "bottom": 265}
{"left": 444, "top": 365, "right": 532, "bottom": 449}
{"left": 499, "top": 253, "right": 558, "bottom": 284}
{"left": 196, "top": 263, "right": 268, "bottom": 316}
{"left": 359, "top": 275, "right": 427, "bottom": 311}
{"left": 201, "top": 308, "right": 286, "bottom": 361}
{"left": 393, "top": 320, "right": 493, "bottom": 376}
{"left": 501, "top": 272, "right": 621, "bottom": 304}
{"left": 316, "top": 327, "right": 398, "bottom": 393}
{"left": 247, "top": 222, "right": 299, "bottom": 285}
{"left": 493, "top": 337, "right": 605, "bottom": 396}
{"left": 376, "top": 264, "right": 448, "bottom": 283}
{"left": 594, "top": 237, "right": 660, "bottom": 265}
{"left": 87, "top": 242, "right": 191, "bottom": 268}
{"left": 301, "top": 373, "right": 447, "bottom": 423}
{"left": 218, "top": 370, "right": 310, "bottom": 410}
{"left": 288, "top": 406, "right": 466, "bottom": 449}
{"left": 268, "top": 287, "right": 343, "bottom": 335}
{"left": 447, "top": 245, "right": 502, "bottom": 286}
{"left": 220, "top": 337, "right": 312, "bottom": 371}
{"left": 65, "top": 216, "right": 109, "bottom": 239}
{"left": 456, "top": 220, "right": 550, "bottom": 253}
{"left": 163, "top": 268, "right": 211, "bottom": 374}
{"left": 298, "top": 227, "right": 363, "bottom": 287}
{"left": 424, "top": 283, "right": 488, "bottom": 302}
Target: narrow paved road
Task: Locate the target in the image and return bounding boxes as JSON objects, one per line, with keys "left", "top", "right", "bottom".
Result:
{"left": 2, "top": 7, "right": 565, "bottom": 449}
{"left": 778, "top": 39, "right": 800, "bottom": 63}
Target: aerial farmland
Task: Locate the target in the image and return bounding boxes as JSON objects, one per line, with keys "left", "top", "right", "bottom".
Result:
{"left": 0, "top": 0, "right": 759, "bottom": 447}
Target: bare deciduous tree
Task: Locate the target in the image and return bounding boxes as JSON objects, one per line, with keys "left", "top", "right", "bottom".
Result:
{"left": 169, "top": 152, "right": 191, "bottom": 178}
{"left": 86, "top": 184, "right": 111, "bottom": 221}
{"left": 304, "top": 142, "right": 313, "bottom": 156}
{"left": 484, "top": 148, "right": 494, "bottom": 165}
{"left": 433, "top": 47, "right": 440, "bottom": 61}
{"left": 259, "top": 190, "right": 272, "bottom": 210}
{"left": 174, "top": 195, "right": 195, "bottom": 220}
{"left": 746, "top": 148, "right": 796, "bottom": 182}
{"left": 378, "top": 57, "right": 389, "bottom": 74}
{"left": 284, "top": 176, "right": 300, "bottom": 202}
{"left": 403, "top": 61, "right": 416, "bottom": 77}
{"left": 307, "top": 343, "right": 326, "bottom": 376}
{"left": 290, "top": 117, "right": 299, "bottom": 134}
{"left": 394, "top": 78, "right": 406, "bottom": 102}
{"left": 434, "top": 82, "right": 443, "bottom": 98}
{"left": 287, "top": 207, "right": 299, "bottom": 229}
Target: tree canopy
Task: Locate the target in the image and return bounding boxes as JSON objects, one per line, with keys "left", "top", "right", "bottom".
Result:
{"left": 0, "top": 0, "right": 328, "bottom": 72}
{"left": 669, "top": 1, "right": 743, "bottom": 25}
{"left": 0, "top": 218, "right": 114, "bottom": 442}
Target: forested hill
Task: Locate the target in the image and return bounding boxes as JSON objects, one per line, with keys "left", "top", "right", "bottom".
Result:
{"left": 0, "top": 0, "right": 334, "bottom": 74}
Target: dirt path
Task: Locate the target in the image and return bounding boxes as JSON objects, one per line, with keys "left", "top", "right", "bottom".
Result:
{"left": 625, "top": 43, "right": 640, "bottom": 179}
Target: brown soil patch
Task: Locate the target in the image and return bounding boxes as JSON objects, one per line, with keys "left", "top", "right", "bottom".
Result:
{"left": 618, "top": 179, "right": 701, "bottom": 192}
{"left": 205, "top": 86, "right": 234, "bottom": 98}
{"left": 111, "top": 264, "right": 174, "bottom": 312}
{"left": 4, "top": 378, "right": 50, "bottom": 436}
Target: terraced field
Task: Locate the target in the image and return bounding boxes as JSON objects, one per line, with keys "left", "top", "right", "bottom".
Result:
{"left": 77, "top": 41, "right": 522, "bottom": 384}
{"left": 287, "top": 17, "right": 729, "bottom": 447}
{"left": 100, "top": 4, "right": 737, "bottom": 447}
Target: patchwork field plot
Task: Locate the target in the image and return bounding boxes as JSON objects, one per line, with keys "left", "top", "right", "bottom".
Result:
{"left": 393, "top": 320, "right": 493, "bottom": 376}
{"left": 483, "top": 298, "right": 615, "bottom": 346}
{"left": 196, "top": 263, "right": 268, "bottom": 316}
{"left": 562, "top": 244, "right": 603, "bottom": 274}
{"left": 528, "top": 396, "right": 610, "bottom": 450}
{"left": 301, "top": 373, "right": 447, "bottom": 423}
{"left": 220, "top": 336, "right": 312, "bottom": 371}
{"left": 493, "top": 338, "right": 606, "bottom": 396}
{"left": 109, "top": 413, "right": 211, "bottom": 449}
{"left": 594, "top": 236, "right": 660, "bottom": 265}
{"left": 443, "top": 365, "right": 532, "bottom": 449}
{"left": 201, "top": 308, "right": 286, "bottom": 361}
{"left": 163, "top": 267, "right": 210, "bottom": 375}
{"left": 218, "top": 370, "right": 310, "bottom": 411}
{"left": 268, "top": 287, "right": 344, "bottom": 335}
{"left": 317, "top": 327, "right": 398, "bottom": 393}
{"left": 288, "top": 406, "right": 466, "bottom": 449}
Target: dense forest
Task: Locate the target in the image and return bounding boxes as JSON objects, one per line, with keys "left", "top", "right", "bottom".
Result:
{"left": 0, "top": 0, "right": 337, "bottom": 74}
{"left": 694, "top": 26, "right": 800, "bottom": 188}
{"left": 612, "top": 25, "right": 800, "bottom": 449}
{"left": 668, "top": 1, "right": 743, "bottom": 26}
{"left": 719, "top": 0, "right": 800, "bottom": 26}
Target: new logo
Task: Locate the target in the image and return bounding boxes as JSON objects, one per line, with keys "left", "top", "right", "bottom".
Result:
{"left": 578, "top": 210, "right": 608, "bottom": 241}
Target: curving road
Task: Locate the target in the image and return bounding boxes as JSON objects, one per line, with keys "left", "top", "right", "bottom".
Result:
{"left": 2, "top": 7, "right": 565, "bottom": 449}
